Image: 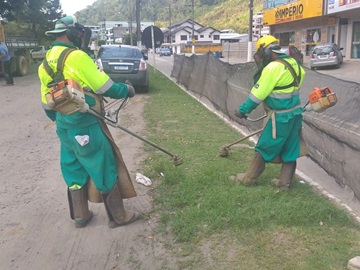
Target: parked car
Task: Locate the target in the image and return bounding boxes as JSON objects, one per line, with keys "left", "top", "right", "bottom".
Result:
{"left": 159, "top": 48, "right": 171, "bottom": 57}
{"left": 30, "top": 45, "right": 50, "bottom": 62}
{"left": 310, "top": 43, "right": 344, "bottom": 70}
{"left": 95, "top": 45, "right": 149, "bottom": 92}
{"left": 280, "top": 45, "right": 303, "bottom": 64}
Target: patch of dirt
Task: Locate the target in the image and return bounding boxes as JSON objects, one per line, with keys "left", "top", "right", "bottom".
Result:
{"left": 0, "top": 72, "right": 174, "bottom": 270}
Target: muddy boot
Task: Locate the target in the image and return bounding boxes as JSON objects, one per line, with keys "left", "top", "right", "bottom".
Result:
{"left": 229, "top": 152, "right": 265, "bottom": 185}
{"left": 271, "top": 161, "right": 297, "bottom": 189}
{"left": 68, "top": 187, "right": 93, "bottom": 228}
{"left": 102, "top": 182, "right": 141, "bottom": 228}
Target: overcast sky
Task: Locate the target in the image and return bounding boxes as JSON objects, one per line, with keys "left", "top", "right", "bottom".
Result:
{"left": 60, "top": 0, "right": 96, "bottom": 15}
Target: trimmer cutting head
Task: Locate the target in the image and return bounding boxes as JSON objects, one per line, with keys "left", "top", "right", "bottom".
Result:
{"left": 219, "top": 146, "right": 229, "bottom": 157}
{"left": 172, "top": 155, "right": 183, "bottom": 166}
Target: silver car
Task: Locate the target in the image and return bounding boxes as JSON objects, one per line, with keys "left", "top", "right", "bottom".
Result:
{"left": 310, "top": 43, "right": 344, "bottom": 70}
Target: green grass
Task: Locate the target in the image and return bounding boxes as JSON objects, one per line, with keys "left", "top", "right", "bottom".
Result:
{"left": 141, "top": 66, "right": 360, "bottom": 269}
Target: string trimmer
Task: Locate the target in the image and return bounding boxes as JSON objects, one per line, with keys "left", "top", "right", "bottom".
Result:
{"left": 219, "top": 115, "right": 266, "bottom": 157}
{"left": 44, "top": 80, "right": 183, "bottom": 166}
{"left": 220, "top": 86, "right": 338, "bottom": 158}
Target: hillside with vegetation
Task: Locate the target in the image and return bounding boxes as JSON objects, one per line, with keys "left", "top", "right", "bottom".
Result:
{"left": 75, "top": 0, "right": 262, "bottom": 33}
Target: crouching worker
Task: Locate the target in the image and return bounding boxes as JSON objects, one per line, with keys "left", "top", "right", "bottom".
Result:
{"left": 230, "top": 35, "right": 307, "bottom": 189}
{"left": 38, "top": 15, "right": 140, "bottom": 228}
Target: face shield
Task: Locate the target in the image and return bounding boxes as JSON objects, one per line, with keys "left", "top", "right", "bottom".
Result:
{"left": 253, "top": 49, "right": 264, "bottom": 68}
{"left": 71, "top": 23, "right": 92, "bottom": 52}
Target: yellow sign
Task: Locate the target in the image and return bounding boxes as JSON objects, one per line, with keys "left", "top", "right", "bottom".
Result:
{"left": 328, "top": 17, "right": 336, "bottom": 25}
{"left": 192, "top": 38, "right": 195, "bottom": 44}
{"left": 263, "top": 0, "right": 323, "bottom": 26}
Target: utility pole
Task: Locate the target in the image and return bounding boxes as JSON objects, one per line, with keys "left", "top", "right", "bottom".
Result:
{"left": 191, "top": 0, "right": 195, "bottom": 54}
{"left": 129, "top": 0, "right": 133, "bottom": 46}
{"left": 169, "top": 4, "right": 172, "bottom": 48}
{"left": 136, "top": 0, "right": 142, "bottom": 48}
{"left": 247, "top": 0, "right": 253, "bottom": 62}
{"left": 185, "top": 0, "right": 195, "bottom": 54}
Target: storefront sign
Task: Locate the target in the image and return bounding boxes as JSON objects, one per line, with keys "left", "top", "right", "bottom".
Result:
{"left": 327, "top": 0, "right": 360, "bottom": 14}
{"left": 328, "top": 17, "right": 337, "bottom": 25}
{"left": 263, "top": 0, "right": 323, "bottom": 25}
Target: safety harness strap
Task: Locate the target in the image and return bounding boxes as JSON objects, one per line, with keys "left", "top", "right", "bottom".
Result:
{"left": 42, "top": 48, "right": 76, "bottom": 85}
{"left": 273, "top": 58, "right": 301, "bottom": 90}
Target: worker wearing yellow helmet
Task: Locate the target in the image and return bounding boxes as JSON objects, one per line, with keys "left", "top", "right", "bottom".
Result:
{"left": 230, "top": 35, "right": 306, "bottom": 189}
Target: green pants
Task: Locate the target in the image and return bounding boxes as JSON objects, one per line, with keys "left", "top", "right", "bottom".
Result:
{"left": 255, "top": 114, "right": 302, "bottom": 163}
{"left": 56, "top": 123, "right": 118, "bottom": 193}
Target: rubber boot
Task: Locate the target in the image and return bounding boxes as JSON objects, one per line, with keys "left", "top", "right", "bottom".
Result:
{"left": 271, "top": 161, "right": 297, "bottom": 189}
{"left": 229, "top": 152, "right": 266, "bottom": 185}
{"left": 68, "top": 187, "right": 93, "bottom": 228}
{"left": 101, "top": 182, "right": 140, "bottom": 228}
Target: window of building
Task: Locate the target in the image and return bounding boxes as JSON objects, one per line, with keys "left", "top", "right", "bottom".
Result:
{"left": 351, "top": 21, "right": 360, "bottom": 58}
{"left": 200, "top": 35, "right": 204, "bottom": 38}
{"left": 181, "top": 35, "right": 187, "bottom": 40}
{"left": 264, "top": 0, "right": 286, "bottom": 9}
{"left": 274, "top": 31, "right": 295, "bottom": 46}
{"left": 213, "top": 35, "right": 220, "bottom": 40}
{"left": 305, "top": 28, "right": 321, "bottom": 55}
{"left": 263, "top": 0, "right": 297, "bottom": 9}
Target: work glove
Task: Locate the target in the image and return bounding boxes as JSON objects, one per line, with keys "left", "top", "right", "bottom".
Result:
{"left": 125, "top": 80, "right": 135, "bottom": 98}
{"left": 234, "top": 110, "right": 247, "bottom": 119}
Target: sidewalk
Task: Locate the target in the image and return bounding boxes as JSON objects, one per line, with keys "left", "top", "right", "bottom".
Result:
{"left": 221, "top": 56, "right": 360, "bottom": 84}
{"left": 303, "top": 59, "right": 360, "bottom": 84}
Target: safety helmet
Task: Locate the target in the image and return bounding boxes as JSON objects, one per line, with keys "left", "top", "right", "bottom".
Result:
{"left": 45, "top": 15, "right": 92, "bottom": 51}
{"left": 254, "top": 35, "right": 284, "bottom": 67}
{"left": 256, "top": 35, "right": 280, "bottom": 51}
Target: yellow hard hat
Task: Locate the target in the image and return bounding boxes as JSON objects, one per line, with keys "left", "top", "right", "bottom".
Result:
{"left": 256, "top": 35, "right": 280, "bottom": 50}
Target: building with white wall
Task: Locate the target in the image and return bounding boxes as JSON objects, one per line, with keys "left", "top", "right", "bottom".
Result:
{"left": 98, "top": 21, "right": 154, "bottom": 44}
{"left": 162, "top": 19, "right": 221, "bottom": 54}
{"left": 252, "top": 12, "right": 270, "bottom": 40}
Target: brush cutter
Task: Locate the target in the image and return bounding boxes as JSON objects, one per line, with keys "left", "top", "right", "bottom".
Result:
{"left": 220, "top": 87, "right": 338, "bottom": 158}
{"left": 44, "top": 81, "right": 183, "bottom": 166}
{"left": 219, "top": 115, "right": 266, "bottom": 157}
{"left": 87, "top": 105, "right": 183, "bottom": 166}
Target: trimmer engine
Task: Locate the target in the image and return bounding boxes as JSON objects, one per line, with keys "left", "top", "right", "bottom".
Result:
{"left": 305, "top": 87, "right": 337, "bottom": 112}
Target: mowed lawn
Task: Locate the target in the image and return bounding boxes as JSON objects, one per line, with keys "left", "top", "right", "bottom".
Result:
{"left": 140, "top": 66, "right": 360, "bottom": 270}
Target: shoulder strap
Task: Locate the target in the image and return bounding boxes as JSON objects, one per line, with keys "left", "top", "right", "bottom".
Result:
{"left": 273, "top": 58, "right": 301, "bottom": 90}
{"left": 42, "top": 48, "right": 76, "bottom": 83}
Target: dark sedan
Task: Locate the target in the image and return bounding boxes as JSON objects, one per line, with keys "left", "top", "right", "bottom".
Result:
{"left": 95, "top": 45, "right": 149, "bottom": 92}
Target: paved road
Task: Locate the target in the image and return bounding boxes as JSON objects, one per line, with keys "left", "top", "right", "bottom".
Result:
{"left": 219, "top": 54, "right": 360, "bottom": 83}
{"left": 148, "top": 53, "right": 360, "bottom": 221}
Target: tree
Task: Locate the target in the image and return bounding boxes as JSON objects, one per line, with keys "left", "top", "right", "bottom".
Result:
{"left": 124, "top": 33, "right": 137, "bottom": 45}
{"left": 0, "top": 0, "right": 23, "bottom": 20}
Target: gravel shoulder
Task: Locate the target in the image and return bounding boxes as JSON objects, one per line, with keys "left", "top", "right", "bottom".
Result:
{"left": 0, "top": 70, "right": 171, "bottom": 270}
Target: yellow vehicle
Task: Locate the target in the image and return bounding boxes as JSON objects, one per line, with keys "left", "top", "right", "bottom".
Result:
{"left": 0, "top": 21, "right": 38, "bottom": 76}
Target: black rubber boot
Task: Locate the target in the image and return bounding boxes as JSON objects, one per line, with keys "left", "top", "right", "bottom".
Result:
{"left": 101, "top": 182, "right": 140, "bottom": 228}
{"left": 271, "top": 161, "right": 297, "bottom": 189}
{"left": 68, "top": 187, "right": 93, "bottom": 228}
{"left": 229, "top": 152, "right": 266, "bottom": 185}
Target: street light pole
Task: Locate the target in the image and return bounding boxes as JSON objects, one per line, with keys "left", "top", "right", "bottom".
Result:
{"left": 247, "top": 0, "right": 253, "bottom": 62}
{"left": 191, "top": 0, "right": 195, "bottom": 54}
{"left": 129, "top": 0, "right": 133, "bottom": 46}
{"left": 136, "top": 0, "right": 142, "bottom": 48}
{"left": 169, "top": 4, "right": 172, "bottom": 49}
